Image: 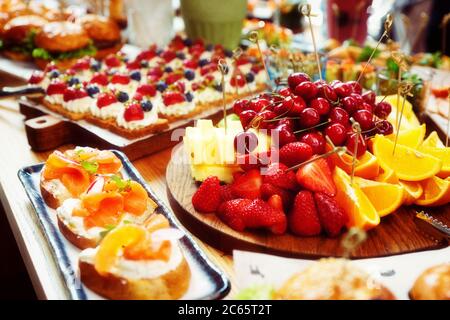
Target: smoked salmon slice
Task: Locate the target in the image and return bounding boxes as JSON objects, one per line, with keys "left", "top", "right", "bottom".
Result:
{"left": 80, "top": 191, "right": 124, "bottom": 229}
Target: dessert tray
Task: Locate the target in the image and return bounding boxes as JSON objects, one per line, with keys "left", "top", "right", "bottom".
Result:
{"left": 18, "top": 149, "right": 230, "bottom": 300}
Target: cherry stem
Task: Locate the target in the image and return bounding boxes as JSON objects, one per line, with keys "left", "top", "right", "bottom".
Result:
{"left": 293, "top": 120, "right": 330, "bottom": 134}
{"left": 286, "top": 146, "right": 346, "bottom": 172}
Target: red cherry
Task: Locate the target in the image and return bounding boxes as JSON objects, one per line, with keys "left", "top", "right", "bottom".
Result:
{"left": 359, "top": 102, "right": 373, "bottom": 113}
{"left": 346, "top": 133, "right": 367, "bottom": 157}
{"left": 111, "top": 74, "right": 130, "bottom": 85}
{"left": 275, "top": 124, "right": 297, "bottom": 147}
{"left": 63, "top": 87, "right": 88, "bottom": 102}
{"left": 90, "top": 73, "right": 109, "bottom": 86}
{"left": 257, "top": 110, "right": 277, "bottom": 129}
{"left": 376, "top": 120, "right": 394, "bottom": 135}
{"left": 233, "top": 99, "right": 249, "bottom": 115}
{"left": 325, "top": 123, "right": 347, "bottom": 146}
{"left": 278, "top": 118, "right": 295, "bottom": 131}
{"left": 310, "top": 97, "right": 330, "bottom": 116}
{"left": 105, "top": 54, "right": 121, "bottom": 67}
{"left": 249, "top": 98, "right": 271, "bottom": 113}
{"left": 278, "top": 87, "right": 291, "bottom": 97}
{"left": 374, "top": 102, "right": 392, "bottom": 119}
{"left": 300, "top": 132, "right": 326, "bottom": 155}
{"left": 239, "top": 110, "right": 257, "bottom": 129}
{"left": 162, "top": 92, "right": 185, "bottom": 106}
{"left": 329, "top": 107, "right": 349, "bottom": 125}
{"left": 350, "top": 93, "right": 364, "bottom": 106}
{"left": 287, "top": 72, "right": 310, "bottom": 90}
{"left": 362, "top": 91, "right": 376, "bottom": 105}
{"left": 124, "top": 103, "right": 144, "bottom": 121}
{"left": 289, "top": 96, "right": 307, "bottom": 116}
{"left": 334, "top": 83, "right": 352, "bottom": 98}
{"left": 97, "top": 92, "right": 117, "bottom": 108}
{"left": 318, "top": 84, "right": 338, "bottom": 103}
{"left": 294, "top": 81, "right": 318, "bottom": 100}
{"left": 234, "top": 131, "right": 259, "bottom": 154}
{"left": 299, "top": 107, "right": 320, "bottom": 128}
{"left": 46, "top": 81, "right": 67, "bottom": 95}
{"left": 353, "top": 110, "right": 374, "bottom": 131}
{"left": 341, "top": 96, "right": 358, "bottom": 114}
{"left": 348, "top": 81, "right": 362, "bottom": 94}
{"left": 330, "top": 80, "right": 343, "bottom": 87}
{"left": 29, "top": 71, "right": 44, "bottom": 84}
{"left": 137, "top": 84, "right": 157, "bottom": 97}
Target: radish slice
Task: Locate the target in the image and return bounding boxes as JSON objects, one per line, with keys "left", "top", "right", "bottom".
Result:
{"left": 87, "top": 176, "right": 105, "bottom": 194}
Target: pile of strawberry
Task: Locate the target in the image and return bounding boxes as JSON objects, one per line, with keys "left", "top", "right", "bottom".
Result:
{"left": 233, "top": 72, "right": 394, "bottom": 157}
{"left": 192, "top": 157, "right": 348, "bottom": 237}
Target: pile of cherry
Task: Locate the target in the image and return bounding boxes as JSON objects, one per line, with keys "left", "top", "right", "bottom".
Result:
{"left": 233, "top": 72, "right": 393, "bottom": 157}
{"left": 191, "top": 73, "right": 396, "bottom": 238}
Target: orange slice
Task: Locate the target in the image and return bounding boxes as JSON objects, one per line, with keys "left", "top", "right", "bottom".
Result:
{"left": 417, "top": 146, "right": 450, "bottom": 179}
{"left": 422, "top": 131, "right": 445, "bottom": 148}
{"left": 372, "top": 135, "right": 442, "bottom": 181}
{"left": 415, "top": 176, "right": 450, "bottom": 207}
{"left": 332, "top": 167, "right": 380, "bottom": 230}
{"left": 387, "top": 124, "right": 426, "bottom": 148}
{"left": 328, "top": 150, "right": 380, "bottom": 180}
{"left": 354, "top": 177, "right": 404, "bottom": 217}
{"left": 95, "top": 225, "right": 147, "bottom": 275}
{"left": 399, "top": 180, "right": 423, "bottom": 205}
{"left": 375, "top": 167, "right": 399, "bottom": 184}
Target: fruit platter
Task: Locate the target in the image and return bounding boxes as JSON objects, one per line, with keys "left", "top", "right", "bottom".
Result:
{"left": 167, "top": 71, "right": 450, "bottom": 258}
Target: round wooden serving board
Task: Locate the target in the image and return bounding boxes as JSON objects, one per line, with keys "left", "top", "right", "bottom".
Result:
{"left": 167, "top": 144, "right": 450, "bottom": 259}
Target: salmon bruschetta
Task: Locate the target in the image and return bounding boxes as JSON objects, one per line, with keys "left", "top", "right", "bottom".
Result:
{"left": 57, "top": 175, "right": 157, "bottom": 249}
{"left": 79, "top": 215, "right": 191, "bottom": 300}
{"left": 40, "top": 147, "right": 122, "bottom": 209}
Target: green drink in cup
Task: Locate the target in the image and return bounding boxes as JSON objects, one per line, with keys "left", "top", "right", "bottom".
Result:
{"left": 180, "top": 0, "right": 247, "bottom": 49}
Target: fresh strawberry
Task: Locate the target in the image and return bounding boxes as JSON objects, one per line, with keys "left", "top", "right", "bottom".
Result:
{"left": 279, "top": 142, "right": 313, "bottom": 167}
{"left": 184, "top": 59, "right": 198, "bottom": 69}
{"left": 263, "top": 163, "right": 298, "bottom": 191}
{"left": 90, "top": 73, "right": 109, "bottom": 86}
{"left": 72, "top": 58, "right": 90, "bottom": 71}
{"left": 231, "top": 169, "right": 262, "bottom": 199}
{"left": 161, "top": 50, "right": 176, "bottom": 62}
{"left": 314, "top": 193, "right": 348, "bottom": 237}
{"left": 123, "top": 103, "right": 144, "bottom": 122}
{"left": 133, "top": 92, "right": 143, "bottom": 101}
{"left": 126, "top": 59, "right": 141, "bottom": 70}
{"left": 289, "top": 190, "right": 321, "bottom": 236}
{"left": 136, "top": 49, "right": 156, "bottom": 61}
{"left": 96, "top": 92, "right": 117, "bottom": 108}
{"left": 192, "top": 176, "right": 221, "bottom": 213}
{"left": 217, "top": 198, "right": 287, "bottom": 234}
{"left": 147, "top": 67, "right": 163, "bottom": 78}
{"left": 46, "top": 81, "right": 67, "bottom": 95}
{"left": 162, "top": 91, "right": 185, "bottom": 106}
{"left": 105, "top": 54, "right": 121, "bottom": 67}
{"left": 166, "top": 73, "right": 183, "bottom": 85}
{"left": 219, "top": 184, "right": 235, "bottom": 203}
{"left": 296, "top": 158, "right": 336, "bottom": 196}
{"left": 63, "top": 87, "right": 88, "bottom": 102}
{"left": 260, "top": 183, "right": 294, "bottom": 210}
{"left": 111, "top": 74, "right": 130, "bottom": 85}
{"left": 230, "top": 74, "right": 246, "bottom": 87}
{"left": 232, "top": 171, "right": 243, "bottom": 181}
{"left": 137, "top": 84, "right": 157, "bottom": 97}
{"left": 28, "top": 71, "right": 44, "bottom": 84}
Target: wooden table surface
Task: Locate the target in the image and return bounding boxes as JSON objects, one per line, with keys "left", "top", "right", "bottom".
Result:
{"left": 0, "top": 97, "right": 236, "bottom": 299}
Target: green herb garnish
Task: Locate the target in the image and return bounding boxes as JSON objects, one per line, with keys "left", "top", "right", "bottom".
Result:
{"left": 110, "top": 175, "right": 132, "bottom": 192}
{"left": 99, "top": 224, "right": 116, "bottom": 238}
{"left": 32, "top": 42, "right": 97, "bottom": 61}
{"left": 81, "top": 160, "right": 99, "bottom": 174}
{"left": 357, "top": 45, "right": 380, "bottom": 62}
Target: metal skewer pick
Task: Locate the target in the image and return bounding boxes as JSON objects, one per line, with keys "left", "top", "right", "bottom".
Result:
{"left": 447, "top": 88, "right": 450, "bottom": 147}
{"left": 357, "top": 13, "right": 393, "bottom": 84}
{"left": 299, "top": 4, "right": 322, "bottom": 80}
{"left": 349, "top": 118, "right": 361, "bottom": 184}
{"left": 341, "top": 227, "right": 367, "bottom": 258}
{"left": 248, "top": 31, "right": 271, "bottom": 88}
{"left": 392, "top": 81, "right": 414, "bottom": 155}
{"left": 231, "top": 48, "right": 243, "bottom": 97}
{"left": 218, "top": 59, "right": 228, "bottom": 133}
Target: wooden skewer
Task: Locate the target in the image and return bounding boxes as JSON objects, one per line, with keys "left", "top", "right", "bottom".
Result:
{"left": 218, "top": 59, "right": 228, "bottom": 133}
{"left": 349, "top": 118, "right": 361, "bottom": 185}
{"left": 299, "top": 4, "right": 322, "bottom": 80}
{"left": 446, "top": 88, "right": 450, "bottom": 147}
{"left": 248, "top": 31, "right": 271, "bottom": 87}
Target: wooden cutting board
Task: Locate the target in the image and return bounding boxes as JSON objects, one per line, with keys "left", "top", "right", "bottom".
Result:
{"left": 166, "top": 144, "right": 450, "bottom": 259}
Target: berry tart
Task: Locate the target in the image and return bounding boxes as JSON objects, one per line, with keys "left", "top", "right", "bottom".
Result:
{"left": 28, "top": 35, "right": 268, "bottom": 138}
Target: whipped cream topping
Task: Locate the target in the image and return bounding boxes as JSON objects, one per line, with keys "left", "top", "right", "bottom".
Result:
{"left": 63, "top": 96, "right": 94, "bottom": 113}
{"left": 90, "top": 102, "right": 124, "bottom": 119}
{"left": 45, "top": 94, "right": 64, "bottom": 105}
{"left": 116, "top": 106, "right": 159, "bottom": 130}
